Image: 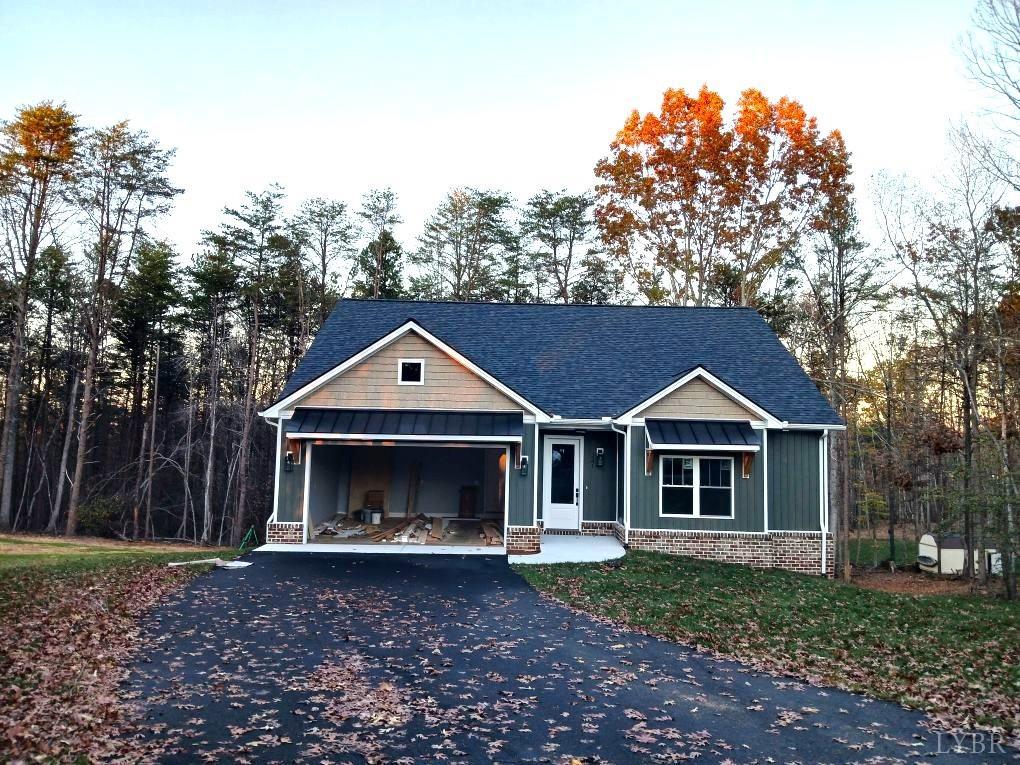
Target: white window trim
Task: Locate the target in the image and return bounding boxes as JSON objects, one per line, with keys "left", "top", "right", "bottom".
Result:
{"left": 659, "top": 455, "right": 735, "bottom": 520}
{"left": 397, "top": 357, "right": 425, "bottom": 385}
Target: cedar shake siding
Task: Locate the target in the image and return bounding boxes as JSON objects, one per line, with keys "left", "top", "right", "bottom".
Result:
{"left": 636, "top": 378, "right": 759, "bottom": 420}
{"left": 296, "top": 332, "right": 521, "bottom": 412}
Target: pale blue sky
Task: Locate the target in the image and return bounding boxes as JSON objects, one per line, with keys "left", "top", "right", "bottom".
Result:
{"left": 0, "top": 1, "right": 986, "bottom": 252}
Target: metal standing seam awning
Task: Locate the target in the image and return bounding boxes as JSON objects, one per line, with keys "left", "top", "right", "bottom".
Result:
{"left": 284, "top": 408, "right": 524, "bottom": 443}
{"left": 644, "top": 419, "right": 760, "bottom": 451}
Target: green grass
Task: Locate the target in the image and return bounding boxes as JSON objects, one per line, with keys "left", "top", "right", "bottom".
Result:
{"left": 0, "top": 534, "right": 237, "bottom": 573}
{"left": 517, "top": 551, "right": 1020, "bottom": 734}
{"left": 849, "top": 536, "right": 916, "bottom": 567}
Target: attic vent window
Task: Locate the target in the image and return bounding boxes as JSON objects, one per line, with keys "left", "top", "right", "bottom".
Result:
{"left": 397, "top": 358, "right": 424, "bottom": 385}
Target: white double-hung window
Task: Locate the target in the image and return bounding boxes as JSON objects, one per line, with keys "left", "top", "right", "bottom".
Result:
{"left": 660, "top": 456, "right": 734, "bottom": 518}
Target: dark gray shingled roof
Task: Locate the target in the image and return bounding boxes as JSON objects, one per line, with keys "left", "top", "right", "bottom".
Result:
{"left": 286, "top": 408, "right": 524, "bottom": 439}
{"left": 275, "top": 299, "right": 842, "bottom": 426}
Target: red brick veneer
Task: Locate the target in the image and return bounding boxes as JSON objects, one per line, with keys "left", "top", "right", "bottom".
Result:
{"left": 266, "top": 522, "right": 304, "bottom": 544}
{"left": 505, "top": 525, "right": 541, "bottom": 554}
{"left": 626, "top": 530, "right": 835, "bottom": 576}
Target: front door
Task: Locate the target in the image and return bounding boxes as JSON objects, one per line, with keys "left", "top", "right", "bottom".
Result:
{"left": 543, "top": 437, "right": 582, "bottom": 530}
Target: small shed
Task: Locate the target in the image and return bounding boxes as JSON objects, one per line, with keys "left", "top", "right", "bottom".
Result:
{"left": 918, "top": 533, "right": 967, "bottom": 575}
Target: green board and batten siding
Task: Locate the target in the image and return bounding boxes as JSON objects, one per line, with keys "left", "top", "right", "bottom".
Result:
{"left": 629, "top": 425, "right": 765, "bottom": 532}
{"left": 276, "top": 440, "right": 305, "bottom": 523}
{"left": 275, "top": 423, "right": 823, "bottom": 533}
{"left": 534, "top": 430, "right": 619, "bottom": 523}
{"left": 767, "top": 430, "right": 822, "bottom": 531}
{"left": 507, "top": 425, "right": 536, "bottom": 526}
{"left": 579, "top": 430, "right": 617, "bottom": 522}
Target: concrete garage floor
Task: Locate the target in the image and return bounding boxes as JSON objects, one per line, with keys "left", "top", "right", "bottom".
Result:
{"left": 123, "top": 553, "right": 1008, "bottom": 763}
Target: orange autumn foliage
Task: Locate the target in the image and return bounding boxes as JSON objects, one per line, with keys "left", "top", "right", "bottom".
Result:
{"left": 595, "top": 85, "right": 851, "bottom": 306}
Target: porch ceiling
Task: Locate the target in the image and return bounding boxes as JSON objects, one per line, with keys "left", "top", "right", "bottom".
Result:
{"left": 286, "top": 408, "right": 524, "bottom": 441}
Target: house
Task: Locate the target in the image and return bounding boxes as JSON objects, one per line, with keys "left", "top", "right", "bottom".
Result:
{"left": 260, "top": 299, "right": 842, "bottom": 575}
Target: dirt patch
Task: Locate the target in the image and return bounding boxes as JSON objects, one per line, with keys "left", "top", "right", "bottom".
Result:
{"left": 853, "top": 569, "right": 1000, "bottom": 597}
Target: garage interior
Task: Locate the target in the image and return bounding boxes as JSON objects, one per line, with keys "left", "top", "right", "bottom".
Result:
{"left": 305, "top": 443, "right": 507, "bottom": 547}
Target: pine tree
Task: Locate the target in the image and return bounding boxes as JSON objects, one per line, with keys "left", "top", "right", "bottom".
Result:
{"left": 352, "top": 231, "right": 404, "bottom": 298}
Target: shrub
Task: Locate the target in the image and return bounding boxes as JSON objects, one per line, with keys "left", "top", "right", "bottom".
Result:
{"left": 76, "top": 496, "right": 126, "bottom": 537}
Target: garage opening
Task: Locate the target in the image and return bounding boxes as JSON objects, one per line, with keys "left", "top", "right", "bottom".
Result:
{"left": 305, "top": 443, "right": 507, "bottom": 548}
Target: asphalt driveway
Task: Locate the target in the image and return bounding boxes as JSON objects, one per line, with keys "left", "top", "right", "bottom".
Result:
{"left": 123, "top": 552, "right": 1011, "bottom": 763}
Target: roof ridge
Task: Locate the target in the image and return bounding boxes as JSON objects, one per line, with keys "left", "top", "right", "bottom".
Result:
{"left": 339, "top": 298, "right": 757, "bottom": 311}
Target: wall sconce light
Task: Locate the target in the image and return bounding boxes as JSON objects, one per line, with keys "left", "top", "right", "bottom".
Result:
{"left": 284, "top": 451, "right": 295, "bottom": 473}
{"left": 594, "top": 447, "right": 605, "bottom": 468}
{"left": 520, "top": 455, "right": 529, "bottom": 477}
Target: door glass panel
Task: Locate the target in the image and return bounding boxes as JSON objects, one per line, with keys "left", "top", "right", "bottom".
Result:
{"left": 550, "top": 443, "right": 575, "bottom": 504}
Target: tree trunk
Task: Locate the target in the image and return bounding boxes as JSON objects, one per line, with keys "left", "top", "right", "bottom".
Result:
{"left": 232, "top": 302, "right": 260, "bottom": 545}
{"left": 143, "top": 339, "right": 161, "bottom": 538}
{"left": 131, "top": 419, "right": 150, "bottom": 539}
{"left": 0, "top": 313, "right": 27, "bottom": 530}
{"left": 47, "top": 374, "right": 79, "bottom": 533}
{"left": 65, "top": 337, "right": 99, "bottom": 536}
{"left": 201, "top": 312, "right": 221, "bottom": 546}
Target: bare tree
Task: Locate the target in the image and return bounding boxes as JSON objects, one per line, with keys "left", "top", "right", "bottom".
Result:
{"left": 64, "top": 123, "right": 180, "bottom": 536}
{"left": 293, "top": 197, "right": 358, "bottom": 326}
{"left": 875, "top": 131, "right": 1007, "bottom": 580}
{"left": 0, "top": 103, "right": 78, "bottom": 530}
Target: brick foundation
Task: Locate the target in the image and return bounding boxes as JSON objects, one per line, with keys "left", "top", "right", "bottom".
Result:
{"left": 627, "top": 530, "right": 835, "bottom": 576}
{"left": 505, "top": 525, "right": 541, "bottom": 554}
{"left": 267, "top": 521, "right": 304, "bottom": 544}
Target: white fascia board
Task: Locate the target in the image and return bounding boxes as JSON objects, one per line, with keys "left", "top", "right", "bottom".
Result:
{"left": 616, "top": 366, "right": 783, "bottom": 427}
{"left": 646, "top": 443, "right": 760, "bottom": 452}
{"left": 260, "top": 320, "right": 549, "bottom": 421}
{"left": 284, "top": 433, "right": 523, "bottom": 443}
{"left": 782, "top": 423, "right": 847, "bottom": 431}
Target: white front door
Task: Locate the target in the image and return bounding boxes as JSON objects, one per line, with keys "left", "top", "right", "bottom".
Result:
{"left": 543, "top": 436, "right": 582, "bottom": 530}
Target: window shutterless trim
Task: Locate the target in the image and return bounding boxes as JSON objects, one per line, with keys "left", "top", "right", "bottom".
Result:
{"left": 658, "top": 455, "right": 735, "bottom": 520}
{"left": 397, "top": 357, "right": 425, "bottom": 385}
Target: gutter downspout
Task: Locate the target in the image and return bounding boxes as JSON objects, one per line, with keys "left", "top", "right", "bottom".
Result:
{"left": 820, "top": 430, "right": 829, "bottom": 576}
{"left": 611, "top": 422, "right": 629, "bottom": 544}
{"left": 762, "top": 429, "right": 769, "bottom": 534}
{"left": 268, "top": 417, "right": 282, "bottom": 544}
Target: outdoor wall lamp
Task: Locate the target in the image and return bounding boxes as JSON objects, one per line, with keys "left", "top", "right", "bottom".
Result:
{"left": 594, "top": 447, "right": 605, "bottom": 468}
{"left": 520, "top": 455, "right": 529, "bottom": 477}
{"left": 284, "top": 451, "right": 294, "bottom": 473}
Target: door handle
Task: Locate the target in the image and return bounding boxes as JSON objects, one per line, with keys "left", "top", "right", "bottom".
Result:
{"left": 575, "top": 487, "right": 580, "bottom": 504}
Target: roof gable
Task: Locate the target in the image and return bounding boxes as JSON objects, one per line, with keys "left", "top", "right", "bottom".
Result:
{"left": 271, "top": 300, "right": 842, "bottom": 426}
{"left": 291, "top": 330, "right": 522, "bottom": 412}
{"left": 630, "top": 374, "right": 762, "bottom": 422}
{"left": 263, "top": 320, "right": 545, "bottom": 418}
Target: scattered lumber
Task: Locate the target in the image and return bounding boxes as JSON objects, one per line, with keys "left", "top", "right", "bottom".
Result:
{"left": 369, "top": 517, "right": 414, "bottom": 542}
{"left": 481, "top": 523, "right": 503, "bottom": 546}
{"left": 167, "top": 558, "right": 252, "bottom": 569}
{"left": 427, "top": 516, "right": 443, "bottom": 541}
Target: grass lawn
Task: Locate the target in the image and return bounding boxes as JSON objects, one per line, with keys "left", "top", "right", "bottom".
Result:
{"left": 517, "top": 551, "right": 1020, "bottom": 739}
{"left": 0, "top": 533, "right": 237, "bottom": 761}
{"left": 849, "top": 536, "right": 917, "bottom": 568}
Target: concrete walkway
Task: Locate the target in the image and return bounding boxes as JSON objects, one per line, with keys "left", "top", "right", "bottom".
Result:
{"left": 508, "top": 532, "right": 626, "bottom": 564}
